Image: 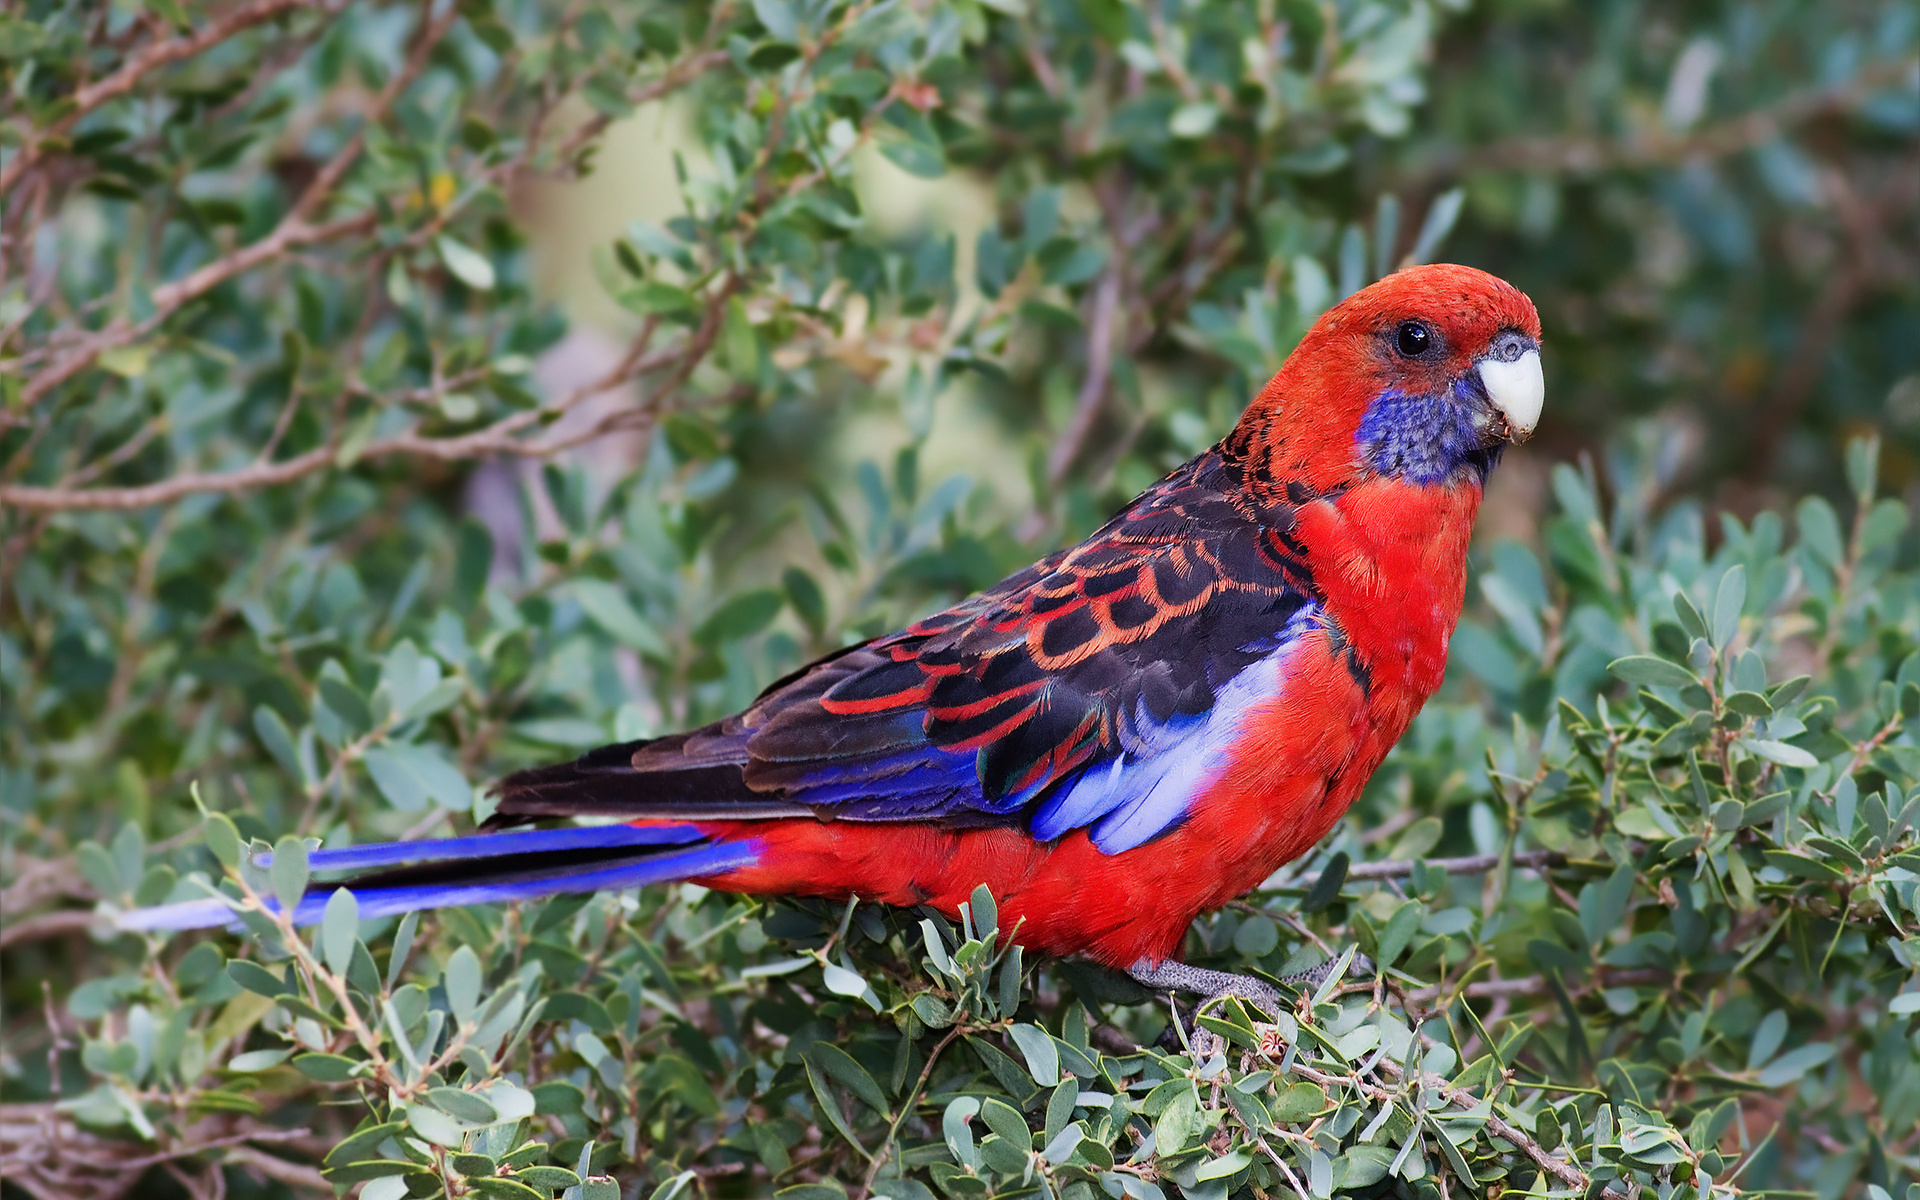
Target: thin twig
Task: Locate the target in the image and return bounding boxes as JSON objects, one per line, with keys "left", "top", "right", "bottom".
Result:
{"left": 854, "top": 1026, "right": 966, "bottom": 1200}
{"left": 1044, "top": 261, "right": 1124, "bottom": 488}
{"left": 1345, "top": 849, "right": 1567, "bottom": 882}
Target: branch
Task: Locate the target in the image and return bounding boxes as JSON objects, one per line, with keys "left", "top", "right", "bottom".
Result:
{"left": 0, "top": 1104, "right": 321, "bottom": 1199}
{"left": 1044, "top": 260, "right": 1124, "bottom": 488}
{"left": 1345, "top": 849, "right": 1566, "bottom": 881}
{"left": 0, "top": 910, "right": 100, "bottom": 949}
{"left": 1, "top": 285, "right": 732, "bottom": 511}
{"left": 1406, "top": 966, "right": 1667, "bottom": 1004}
{"left": 0, "top": 0, "right": 310, "bottom": 197}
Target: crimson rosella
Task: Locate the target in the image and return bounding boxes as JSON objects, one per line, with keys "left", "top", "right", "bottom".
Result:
{"left": 129, "top": 263, "right": 1544, "bottom": 1008}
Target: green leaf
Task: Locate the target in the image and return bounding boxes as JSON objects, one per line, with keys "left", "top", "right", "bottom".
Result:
{"left": 804, "top": 1054, "right": 866, "bottom": 1150}
{"left": 968, "top": 883, "right": 998, "bottom": 937}
{"left": 1168, "top": 102, "right": 1219, "bottom": 138}
{"left": 317, "top": 675, "right": 372, "bottom": 737}
{"left": 320, "top": 888, "right": 358, "bottom": 976}
{"left": 1301, "top": 851, "right": 1349, "bottom": 913}
{"left": 227, "top": 960, "right": 289, "bottom": 997}
{"left": 1741, "top": 738, "right": 1819, "bottom": 768}
{"left": 1008, "top": 1023, "right": 1060, "bottom": 1086}
{"left": 1712, "top": 564, "right": 1747, "bottom": 648}
{"left": 1153, "top": 1087, "right": 1196, "bottom": 1155}
{"left": 617, "top": 281, "right": 696, "bottom": 318}
{"left": 1608, "top": 656, "right": 1697, "bottom": 689}
{"left": 204, "top": 811, "right": 242, "bottom": 869}
{"left": 444, "top": 946, "right": 481, "bottom": 1026}
{"left": 1797, "top": 496, "right": 1844, "bottom": 567}
{"left": 803, "top": 1042, "right": 889, "bottom": 1114}
{"left": 406, "top": 1102, "right": 468, "bottom": 1147}
{"left": 1761, "top": 850, "right": 1845, "bottom": 882}
{"left": 1375, "top": 899, "right": 1425, "bottom": 967}
{"left": 1195, "top": 1149, "right": 1250, "bottom": 1181}
{"left": 518, "top": 1166, "right": 582, "bottom": 1189}
{"left": 75, "top": 840, "right": 122, "bottom": 899}
{"left": 1333, "top": 1145, "right": 1394, "bottom": 1188}
{"left": 387, "top": 911, "right": 418, "bottom": 991}
{"left": 1269, "top": 1081, "right": 1327, "bottom": 1123}
{"left": 323, "top": 1120, "right": 408, "bottom": 1167}
{"left": 880, "top": 137, "right": 946, "bottom": 179}
{"left": 1755, "top": 1042, "right": 1834, "bottom": 1087}
{"left": 323, "top": 1161, "right": 416, "bottom": 1185}
{"left": 437, "top": 236, "right": 496, "bottom": 290}
{"left": 820, "top": 961, "right": 876, "bottom": 1009}
{"left": 782, "top": 567, "right": 827, "bottom": 635}
{"left": 362, "top": 744, "right": 472, "bottom": 812}
{"left": 452, "top": 519, "right": 494, "bottom": 611}
{"left": 228, "top": 1048, "right": 291, "bottom": 1072}
{"left": 425, "top": 1086, "right": 498, "bottom": 1124}
{"left": 1232, "top": 914, "right": 1279, "bottom": 957}
{"left": 252, "top": 706, "right": 307, "bottom": 784}
{"left": 294, "top": 1052, "right": 359, "bottom": 1081}
{"left": 751, "top": 0, "right": 799, "bottom": 41}
{"left": 1845, "top": 434, "right": 1879, "bottom": 500}
{"left": 693, "top": 589, "right": 784, "bottom": 645}
{"left": 1673, "top": 589, "right": 1708, "bottom": 639}
{"left": 533, "top": 1081, "right": 586, "bottom": 1115}
{"left": 572, "top": 580, "right": 669, "bottom": 656}
{"left": 269, "top": 835, "right": 309, "bottom": 913}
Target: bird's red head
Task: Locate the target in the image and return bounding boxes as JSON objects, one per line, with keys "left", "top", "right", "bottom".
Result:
{"left": 1225, "top": 264, "right": 1543, "bottom": 496}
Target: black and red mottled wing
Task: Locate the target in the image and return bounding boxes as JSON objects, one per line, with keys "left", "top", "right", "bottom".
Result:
{"left": 494, "top": 448, "right": 1323, "bottom": 850}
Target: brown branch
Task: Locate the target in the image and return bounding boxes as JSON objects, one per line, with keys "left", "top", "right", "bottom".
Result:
{"left": 0, "top": 0, "right": 310, "bottom": 197}
{"left": 0, "top": 910, "right": 100, "bottom": 950}
{"left": 1044, "top": 261, "right": 1124, "bottom": 488}
{"left": 0, "top": 1103, "right": 321, "bottom": 1200}
{"left": 1346, "top": 848, "right": 1567, "bottom": 881}
{"left": 1406, "top": 966, "right": 1667, "bottom": 1004}
{"left": 0, "top": 287, "right": 732, "bottom": 511}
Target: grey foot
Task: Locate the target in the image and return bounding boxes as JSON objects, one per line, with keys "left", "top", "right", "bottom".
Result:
{"left": 1280, "top": 949, "right": 1377, "bottom": 992}
{"left": 1127, "top": 960, "right": 1284, "bottom": 1021}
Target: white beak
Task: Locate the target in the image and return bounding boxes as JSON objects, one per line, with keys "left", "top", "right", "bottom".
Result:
{"left": 1478, "top": 348, "right": 1544, "bottom": 440}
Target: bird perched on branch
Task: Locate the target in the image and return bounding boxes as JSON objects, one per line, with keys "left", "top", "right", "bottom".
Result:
{"left": 130, "top": 263, "right": 1543, "bottom": 1012}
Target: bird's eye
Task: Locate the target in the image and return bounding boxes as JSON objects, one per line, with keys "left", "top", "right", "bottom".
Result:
{"left": 1395, "top": 321, "right": 1432, "bottom": 357}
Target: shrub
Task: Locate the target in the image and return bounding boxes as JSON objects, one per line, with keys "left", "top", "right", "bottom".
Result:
{"left": 3, "top": 2, "right": 1917, "bottom": 1199}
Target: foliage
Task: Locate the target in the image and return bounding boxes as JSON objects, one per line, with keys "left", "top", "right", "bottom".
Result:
{"left": 3, "top": 1, "right": 1919, "bottom": 1199}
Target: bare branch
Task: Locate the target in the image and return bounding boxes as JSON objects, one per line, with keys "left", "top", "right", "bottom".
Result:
{"left": 0, "top": 282, "right": 737, "bottom": 511}
{"left": 1044, "top": 260, "right": 1124, "bottom": 487}
{"left": 0, "top": 911, "right": 101, "bottom": 950}
{"left": 222, "top": 1146, "right": 330, "bottom": 1194}
{"left": 1346, "top": 849, "right": 1568, "bottom": 881}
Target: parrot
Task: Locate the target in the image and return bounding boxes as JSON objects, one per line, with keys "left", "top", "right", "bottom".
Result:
{"left": 126, "top": 262, "right": 1544, "bottom": 1012}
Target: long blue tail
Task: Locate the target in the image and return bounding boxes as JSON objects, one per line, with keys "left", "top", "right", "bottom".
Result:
{"left": 119, "top": 823, "right": 761, "bottom": 932}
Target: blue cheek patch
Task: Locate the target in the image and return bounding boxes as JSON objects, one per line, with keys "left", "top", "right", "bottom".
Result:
{"left": 1355, "top": 383, "right": 1495, "bottom": 483}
